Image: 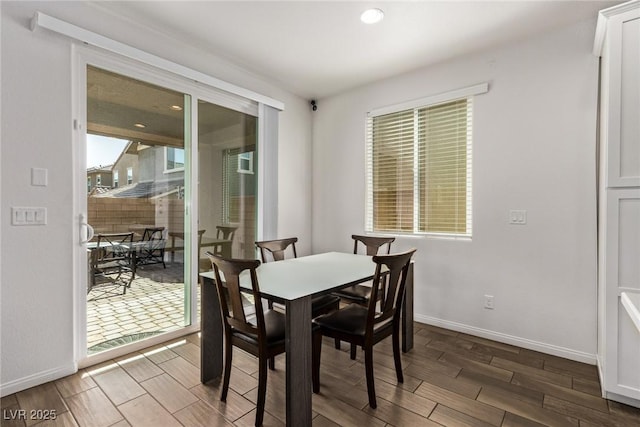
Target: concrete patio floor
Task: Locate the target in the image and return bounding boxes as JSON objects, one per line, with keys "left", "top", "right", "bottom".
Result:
{"left": 87, "top": 262, "right": 201, "bottom": 353}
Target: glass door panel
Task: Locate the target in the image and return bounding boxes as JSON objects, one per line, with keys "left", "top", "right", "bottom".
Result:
{"left": 85, "top": 66, "right": 191, "bottom": 354}
{"left": 198, "top": 100, "right": 258, "bottom": 274}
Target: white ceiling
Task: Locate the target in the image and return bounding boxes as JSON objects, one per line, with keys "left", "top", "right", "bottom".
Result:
{"left": 93, "top": 1, "right": 621, "bottom": 100}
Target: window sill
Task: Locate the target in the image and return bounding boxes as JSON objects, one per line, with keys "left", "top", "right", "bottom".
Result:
{"left": 367, "top": 231, "right": 472, "bottom": 241}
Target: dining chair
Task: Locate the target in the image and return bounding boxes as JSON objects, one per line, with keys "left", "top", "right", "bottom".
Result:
{"left": 204, "top": 253, "right": 285, "bottom": 427}
{"left": 89, "top": 232, "right": 136, "bottom": 299}
{"left": 213, "top": 225, "right": 238, "bottom": 256}
{"left": 332, "top": 234, "right": 396, "bottom": 357}
{"left": 312, "top": 248, "right": 416, "bottom": 409}
{"left": 255, "top": 236, "right": 297, "bottom": 262}
{"left": 333, "top": 235, "right": 395, "bottom": 304}
{"left": 255, "top": 237, "right": 341, "bottom": 370}
{"left": 255, "top": 237, "right": 340, "bottom": 318}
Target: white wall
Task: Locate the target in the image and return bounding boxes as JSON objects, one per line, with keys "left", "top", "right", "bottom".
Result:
{"left": 0, "top": 1, "right": 312, "bottom": 394}
{"left": 312, "top": 19, "right": 599, "bottom": 362}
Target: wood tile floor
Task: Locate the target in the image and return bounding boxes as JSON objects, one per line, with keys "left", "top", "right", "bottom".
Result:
{"left": 2, "top": 323, "right": 640, "bottom": 426}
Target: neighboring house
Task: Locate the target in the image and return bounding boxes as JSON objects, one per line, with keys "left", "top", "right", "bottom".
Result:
{"left": 109, "top": 141, "right": 139, "bottom": 190}
{"left": 86, "top": 165, "right": 113, "bottom": 193}
{"left": 92, "top": 142, "right": 186, "bottom": 199}
{"left": 87, "top": 143, "right": 186, "bottom": 236}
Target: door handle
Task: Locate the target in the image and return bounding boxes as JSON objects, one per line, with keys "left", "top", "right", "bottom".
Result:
{"left": 80, "top": 214, "right": 94, "bottom": 243}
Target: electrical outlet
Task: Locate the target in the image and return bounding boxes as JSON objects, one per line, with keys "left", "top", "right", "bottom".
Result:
{"left": 484, "top": 295, "right": 494, "bottom": 310}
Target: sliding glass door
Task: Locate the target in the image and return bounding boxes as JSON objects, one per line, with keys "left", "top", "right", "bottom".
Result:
{"left": 197, "top": 100, "right": 258, "bottom": 270}
{"left": 85, "top": 66, "right": 192, "bottom": 354}
{"left": 79, "top": 57, "right": 262, "bottom": 362}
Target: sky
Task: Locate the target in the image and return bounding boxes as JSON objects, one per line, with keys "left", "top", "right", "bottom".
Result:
{"left": 87, "top": 134, "right": 129, "bottom": 168}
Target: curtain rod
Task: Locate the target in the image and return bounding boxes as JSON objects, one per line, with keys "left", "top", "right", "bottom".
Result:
{"left": 31, "top": 11, "right": 285, "bottom": 111}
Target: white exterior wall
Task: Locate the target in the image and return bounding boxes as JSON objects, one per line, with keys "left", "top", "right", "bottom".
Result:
{"left": 0, "top": 2, "right": 312, "bottom": 394}
{"left": 311, "top": 19, "right": 599, "bottom": 362}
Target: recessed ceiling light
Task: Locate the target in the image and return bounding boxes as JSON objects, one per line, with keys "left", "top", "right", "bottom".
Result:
{"left": 361, "top": 8, "right": 384, "bottom": 24}
{"left": 134, "top": 123, "right": 146, "bottom": 128}
{"left": 170, "top": 105, "right": 183, "bottom": 111}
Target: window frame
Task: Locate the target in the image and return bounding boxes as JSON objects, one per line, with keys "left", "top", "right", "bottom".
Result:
{"left": 164, "top": 146, "right": 185, "bottom": 173}
{"left": 365, "top": 83, "right": 488, "bottom": 238}
{"left": 126, "top": 167, "right": 133, "bottom": 184}
{"left": 222, "top": 148, "right": 257, "bottom": 224}
{"left": 237, "top": 151, "right": 254, "bottom": 175}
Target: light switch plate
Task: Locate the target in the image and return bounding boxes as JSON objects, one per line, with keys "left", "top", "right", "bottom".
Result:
{"left": 12, "top": 207, "right": 47, "bottom": 225}
{"left": 509, "top": 209, "right": 527, "bottom": 225}
{"left": 31, "top": 168, "right": 48, "bottom": 186}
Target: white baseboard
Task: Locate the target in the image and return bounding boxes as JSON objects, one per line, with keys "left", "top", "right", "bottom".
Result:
{"left": 604, "top": 390, "right": 640, "bottom": 409}
{"left": 415, "top": 314, "right": 597, "bottom": 365}
{"left": 1, "top": 363, "right": 77, "bottom": 397}
{"left": 1, "top": 326, "right": 200, "bottom": 397}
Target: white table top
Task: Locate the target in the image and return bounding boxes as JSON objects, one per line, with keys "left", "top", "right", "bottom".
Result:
{"left": 200, "top": 252, "right": 377, "bottom": 301}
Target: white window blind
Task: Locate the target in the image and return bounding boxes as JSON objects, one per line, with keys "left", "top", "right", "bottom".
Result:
{"left": 366, "top": 96, "right": 475, "bottom": 237}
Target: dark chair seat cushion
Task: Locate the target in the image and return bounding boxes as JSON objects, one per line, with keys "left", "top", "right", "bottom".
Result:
{"left": 313, "top": 304, "right": 368, "bottom": 337}
{"left": 311, "top": 294, "right": 341, "bottom": 316}
{"left": 233, "top": 309, "right": 286, "bottom": 348}
{"left": 332, "top": 284, "right": 371, "bottom": 303}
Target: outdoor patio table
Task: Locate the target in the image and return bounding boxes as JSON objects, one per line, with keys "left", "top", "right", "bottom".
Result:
{"left": 199, "top": 251, "right": 414, "bottom": 426}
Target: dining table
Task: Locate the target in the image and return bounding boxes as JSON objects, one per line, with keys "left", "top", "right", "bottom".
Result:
{"left": 199, "top": 251, "right": 414, "bottom": 426}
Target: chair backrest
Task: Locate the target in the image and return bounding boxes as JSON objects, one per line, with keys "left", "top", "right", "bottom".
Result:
{"left": 216, "top": 226, "right": 237, "bottom": 241}
{"left": 255, "top": 237, "right": 298, "bottom": 262}
{"left": 142, "top": 227, "right": 164, "bottom": 242}
{"left": 94, "top": 232, "right": 134, "bottom": 264}
{"left": 352, "top": 235, "right": 395, "bottom": 256}
{"left": 367, "top": 249, "right": 416, "bottom": 335}
{"left": 142, "top": 227, "right": 165, "bottom": 248}
{"left": 205, "top": 252, "right": 265, "bottom": 340}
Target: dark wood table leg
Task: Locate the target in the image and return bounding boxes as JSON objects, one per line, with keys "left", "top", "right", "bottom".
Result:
{"left": 284, "top": 296, "right": 312, "bottom": 427}
{"left": 402, "top": 261, "right": 414, "bottom": 352}
{"left": 200, "top": 276, "right": 223, "bottom": 383}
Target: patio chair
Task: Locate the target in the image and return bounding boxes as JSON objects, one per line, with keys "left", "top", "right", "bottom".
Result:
{"left": 133, "top": 227, "right": 166, "bottom": 268}
{"left": 169, "top": 229, "right": 205, "bottom": 262}
{"left": 88, "top": 232, "right": 136, "bottom": 300}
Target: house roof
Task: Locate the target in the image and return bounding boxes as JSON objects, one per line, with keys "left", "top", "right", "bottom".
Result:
{"left": 87, "top": 165, "right": 113, "bottom": 173}
{"left": 91, "top": 177, "right": 184, "bottom": 199}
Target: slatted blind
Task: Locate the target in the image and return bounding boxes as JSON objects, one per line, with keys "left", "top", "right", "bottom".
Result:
{"left": 366, "top": 98, "right": 473, "bottom": 236}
